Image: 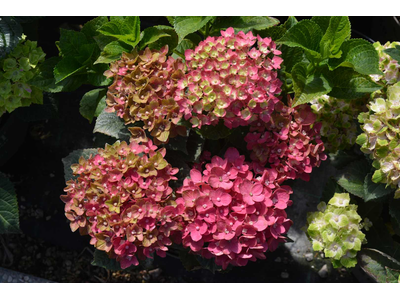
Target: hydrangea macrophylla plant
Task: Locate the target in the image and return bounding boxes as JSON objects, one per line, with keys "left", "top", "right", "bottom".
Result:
{"left": 174, "top": 27, "right": 283, "bottom": 129}
{"left": 357, "top": 82, "right": 400, "bottom": 198}
{"left": 60, "top": 139, "right": 182, "bottom": 269}
{"left": 245, "top": 98, "right": 327, "bottom": 182}
{"left": 371, "top": 41, "right": 400, "bottom": 85}
{"left": 103, "top": 46, "right": 187, "bottom": 144}
{"left": 176, "top": 147, "right": 293, "bottom": 269}
{"left": 0, "top": 35, "right": 46, "bottom": 116}
{"left": 310, "top": 95, "right": 368, "bottom": 153}
{"left": 306, "top": 193, "right": 369, "bottom": 268}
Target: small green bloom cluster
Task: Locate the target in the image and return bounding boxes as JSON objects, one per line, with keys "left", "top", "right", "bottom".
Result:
{"left": 357, "top": 82, "right": 400, "bottom": 198}
{"left": 306, "top": 193, "right": 368, "bottom": 268}
{"left": 371, "top": 41, "right": 400, "bottom": 85}
{"left": 310, "top": 95, "right": 367, "bottom": 153}
{"left": 0, "top": 36, "right": 46, "bottom": 116}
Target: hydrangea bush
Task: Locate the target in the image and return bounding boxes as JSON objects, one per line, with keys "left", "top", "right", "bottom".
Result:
{"left": 0, "top": 36, "right": 45, "bottom": 116}
{"left": 306, "top": 193, "right": 369, "bottom": 268}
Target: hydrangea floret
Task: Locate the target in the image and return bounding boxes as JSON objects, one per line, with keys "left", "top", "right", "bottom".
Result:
{"left": 104, "top": 46, "right": 186, "bottom": 144}
{"left": 174, "top": 27, "right": 283, "bottom": 129}
{"left": 245, "top": 99, "right": 327, "bottom": 182}
{"left": 176, "top": 147, "right": 293, "bottom": 269}
{"left": 310, "top": 95, "right": 368, "bottom": 153}
{"left": 0, "top": 35, "right": 45, "bottom": 116}
{"left": 306, "top": 193, "right": 368, "bottom": 268}
{"left": 357, "top": 82, "right": 400, "bottom": 198}
{"left": 371, "top": 41, "right": 400, "bottom": 85}
{"left": 60, "top": 139, "right": 181, "bottom": 269}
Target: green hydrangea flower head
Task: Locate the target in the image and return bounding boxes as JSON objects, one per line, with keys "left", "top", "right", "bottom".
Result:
{"left": 310, "top": 95, "right": 367, "bottom": 153}
{"left": 306, "top": 193, "right": 368, "bottom": 268}
{"left": 0, "top": 35, "right": 45, "bottom": 116}
{"left": 371, "top": 41, "right": 400, "bottom": 85}
{"left": 357, "top": 82, "right": 400, "bottom": 198}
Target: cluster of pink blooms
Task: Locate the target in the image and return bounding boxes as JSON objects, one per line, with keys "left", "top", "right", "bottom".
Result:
{"left": 245, "top": 100, "right": 327, "bottom": 182}
{"left": 104, "top": 46, "right": 186, "bottom": 144}
{"left": 60, "top": 139, "right": 182, "bottom": 269}
{"left": 176, "top": 148, "right": 293, "bottom": 269}
{"left": 174, "top": 27, "right": 283, "bottom": 129}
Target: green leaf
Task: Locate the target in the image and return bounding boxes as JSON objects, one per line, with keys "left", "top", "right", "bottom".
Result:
{"left": 53, "top": 57, "right": 86, "bottom": 84}
{"left": 79, "top": 88, "right": 107, "bottom": 123}
{"left": 0, "top": 172, "right": 20, "bottom": 234}
{"left": 311, "top": 16, "right": 332, "bottom": 33}
{"left": 0, "top": 17, "right": 23, "bottom": 59}
{"left": 335, "top": 158, "right": 370, "bottom": 199}
{"left": 212, "top": 16, "right": 279, "bottom": 33}
{"left": 87, "top": 64, "right": 113, "bottom": 87}
{"left": 320, "top": 178, "right": 343, "bottom": 203}
{"left": 364, "top": 172, "right": 393, "bottom": 202}
{"left": 328, "top": 39, "right": 382, "bottom": 75}
{"left": 62, "top": 148, "right": 99, "bottom": 182}
{"left": 146, "top": 25, "right": 178, "bottom": 55}
{"left": 195, "top": 120, "right": 231, "bottom": 140}
{"left": 81, "top": 16, "right": 109, "bottom": 43}
{"left": 326, "top": 67, "right": 382, "bottom": 100}
{"left": 91, "top": 249, "right": 122, "bottom": 271}
{"left": 319, "top": 16, "right": 351, "bottom": 58}
{"left": 139, "top": 27, "right": 170, "bottom": 50}
{"left": 280, "top": 45, "right": 305, "bottom": 72}
{"left": 254, "top": 25, "right": 287, "bottom": 41}
{"left": 173, "top": 16, "right": 215, "bottom": 43}
{"left": 94, "top": 40, "right": 132, "bottom": 64}
{"left": 329, "top": 149, "right": 361, "bottom": 169}
{"left": 97, "top": 16, "right": 140, "bottom": 47}
{"left": 278, "top": 19, "right": 323, "bottom": 58}
{"left": 283, "top": 16, "right": 298, "bottom": 30}
{"left": 172, "top": 38, "right": 196, "bottom": 59}
{"left": 93, "top": 109, "right": 130, "bottom": 141}
{"left": 58, "top": 28, "right": 88, "bottom": 57}
{"left": 358, "top": 248, "right": 400, "bottom": 283}
{"left": 384, "top": 45, "right": 400, "bottom": 62}
{"left": 291, "top": 62, "right": 332, "bottom": 106}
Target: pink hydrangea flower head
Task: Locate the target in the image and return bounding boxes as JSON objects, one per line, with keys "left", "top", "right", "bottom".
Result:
{"left": 176, "top": 147, "right": 293, "bottom": 269}
{"left": 61, "top": 140, "right": 182, "bottom": 269}
{"left": 174, "top": 28, "right": 283, "bottom": 130}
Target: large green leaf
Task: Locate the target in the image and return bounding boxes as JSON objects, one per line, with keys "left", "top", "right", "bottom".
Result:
{"left": 62, "top": 148, "right": 99, "bottom": 182}
{"left": 79, "top": 88, "right": 107, "bottom": 123}
{"left": 328, "top": 39, "right": 382, "bottom": 75}
{"left": 87, "top": 64, "right": 113, "bottom": 87}
{"left": 81, "top": 16, "right": 109, "bottom": 43}
{"left": 364, "top": 172, "right": 393, "bottom": 202}
{"left": 358, "top": 248, "right": 400, "bottom": 283}
{"left": 326, "top": 67, "right": 382, "bottom": 100}
{"left": 93, "top": 109, "right": 130, "bottom": 141}
{"left": 57, "top": 28, "right": 88, "bottom": 57}
{"left": 212, "top": 16, "right": 279, "bottom": 33}
{"left": 291, "top": 62, "right": 332, "bottom": 106}
{"left": 0, "top": 172, "right": 20, "bottom": 234}
{"left": 335, "top": 158, "right": 370, "bottom": 199}
{"left": 0, "top": 17, "right": 23, "bottom": 59}
{"left": 53, "top": 56, "right": 86, "bottom": 84}
{"left": 138, "top": 27, "right": 170, "bottom": 50}
{"left": 280, "top": 45, "right": 305, "bottom": 72}
{"left": 91, "top": 249, "right": 122, "bottom": 271}
{"left": 319, "top": 16, "right": 351, "bottom": 58}
{"left": 98, "top": 16, "right": 141, "bottom": 47}
{"left": 310, "top": 16, "right": 331, "bottom": 33}
{"left": 278, "top": 19, "right": 323, "bottom": 58}
{"left": 94, "top": 40, "right": 132, "bottom": 64}
{"left": 384, "top": 45, "right": 400, "bottom": 62}
{"left": 173, "top": 16, "right": 215, "bottom": 43}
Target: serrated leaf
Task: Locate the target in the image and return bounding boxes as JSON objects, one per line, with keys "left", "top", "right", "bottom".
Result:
{"left": 364, "top": 172, "right": 393, "bottom": 202}
{"left": 93, "top": 109, "right": 130, "bottom": 141}
{"left": 291, "top": 62, "right": 332, "bottom": 106}
{"left": 283, "top": 16, "right": 298, "bottom": 30}
{"left": 384, "top": 45, "right": 400, "bottom": 62}
{"left": 98, "top": 16, "right": 140, "bottom": 47}
{"left": 53, "top": 57, "right": 86, "bottom": 83}
{"left": 255, "top": 25, "right": 287, "bottom": 41}
{"left": 79, "top": 88, "right": 107, "bottom": 123}
{"left": 0, "top": 16, "right": 23, "bottom": 59}
{"left": 87, "top": 64, "right": 113, "bottom": 87}
{"left": 278, "top": 19, "right": 323, "bottom": 58}
{"left": 139, "top": 27, "right": 170, "bottom": 50}
{"left": 81, "top": 16, "right": 109, "bottom": 43}
{"left": 146, "top": 25, "right": 178, "bottom": 55}
{"left": 311, "top": 16, "right": 332, "bottom": 33}
{"left": 319, "top": 16, "right": 351, "bottom": 59}
{"left": 94, "top": 40, "right": 132, "bottom": 64}
{"left": 328, "top": 39, "right": 382, "bottom": 75}
{"left": 173, "top": 16, "right": 215, "bottom": 43}
{"left": 281, "top": 45, "right": 305, "bottom": 72}
{"left": 172, "top": 38, "right": 196, "bottom": 59}
{"left": 358, "top": 248, "right": 400, "bottom": 283}
{"left": 212, "top": 16, "right": 279, "bottom": 33}
{"left": 335, "top": 158, "right": 370, "bottom": 199}
{"left": 326, "top": 67, "right": 382, "bottom": 100}
{"left": 0, "top": 172, "right": 20, "bottom": 234}
{"left": 62, "top": 148, "right": 99, "bottom": 182}
{"left": 91, "top": 249, "right": 122, "bottom": 271}
{"left": 58, "top": 28, "right": 88, "bottom": 57}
